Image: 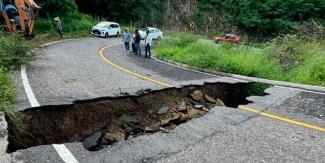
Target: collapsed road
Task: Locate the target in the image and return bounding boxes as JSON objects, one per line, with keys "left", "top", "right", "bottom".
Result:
{"left": 2, "top": 37, "right": 325, "bottom": 163}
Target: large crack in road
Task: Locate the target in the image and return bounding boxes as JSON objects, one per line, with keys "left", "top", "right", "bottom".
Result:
{"left": 7, "top": 82, "right": 269, "bottom": 153}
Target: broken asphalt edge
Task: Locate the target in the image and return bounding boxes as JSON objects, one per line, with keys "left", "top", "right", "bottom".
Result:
{"left": 0, "top": 112, "right": 11, "bottom": 163}
{"left": 0, "top": 38, "right": 82, "bottom": 162}
{"left": 153, "top": 56, "right": 325, "bottom": 94}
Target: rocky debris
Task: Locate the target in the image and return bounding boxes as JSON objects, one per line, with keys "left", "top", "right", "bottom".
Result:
{"left": 204, "top": 94, "right": 217, "bottom": 104}
{"left": 179, "top": 107, "right": 201, "bottom": 121}
{"left": 82, "top": 132, "right": 103, "bottom": 151}
{"left": 119, "top": 114, "right": 139, "bottom": 125}
{"left": 144, "top": 126, "right": 153, "bottom": 132}
{"left": 191, "top": 90, "right": 204, "bottom": 101}
{"left": 135, "top": 89, "right": 152, "bottom": 96}
{"left": 187, "top": 98, "right": 200, "bottom": 105}
{"left": 157, "top": 106, "right": 169, "bottom": 115}
{"left": 123, "top": 125, "right": 134, "bottom": 134}
{"left": 202, "top": 107, "right": 209, "bottom": 112}
{"left": 7, "top": 82, "right": 262, "bottom": 152}
{"left": 216, "top": 98, "right": 226, "bottom": 106}
{"left": 187, "top": 108, "right": 200, "bottom": 119}
{"left": 104, "top": 131, "right": 125, "bottom": 144}
{"left": 194, "top": 105, "right": 204, "bottom": 109}
{"left": 159, "top": 127, "right": 169, "bottom": 133}
{"left": 178, "top": 100, "right": 187, "bottom": 111}
{"left": 160, "top": 112, "right": 181, "bottom": 126}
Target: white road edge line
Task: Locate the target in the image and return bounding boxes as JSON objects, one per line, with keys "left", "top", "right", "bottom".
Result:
{"left": 21, "top": 66, "right": 40, "bottom": 107}
{"left": 151, "top": 56, "right": 246, "bottom": 82}
{"left": 52, "top": 144, "right": 79, "bottom": 163}
{"left": 21, "top": 66, "right": 79, "bottom": 163}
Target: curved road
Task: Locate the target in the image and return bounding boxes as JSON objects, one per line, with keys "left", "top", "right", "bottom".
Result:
{"left": 9, "top": 37, "right": 325, "bottom": 163}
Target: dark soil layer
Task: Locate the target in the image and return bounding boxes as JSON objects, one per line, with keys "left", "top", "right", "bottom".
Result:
{"left": 6, "top": 82, "right": 269, "bottom": 152}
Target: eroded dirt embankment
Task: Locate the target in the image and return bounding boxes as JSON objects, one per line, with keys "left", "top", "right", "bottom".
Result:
{"left": 6, "top": 82, "right": 269, "bottom": 152}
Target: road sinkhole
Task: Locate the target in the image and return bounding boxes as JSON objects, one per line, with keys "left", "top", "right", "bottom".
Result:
{"left": 6, "top": 82, "right": 270, "bottom": 152}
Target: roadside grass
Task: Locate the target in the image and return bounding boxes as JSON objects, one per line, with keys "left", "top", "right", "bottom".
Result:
{"left": 154, "top": 34, "right": 325, "bottom": 86}
{"left": 0, "top": 35, "right": 27, "bottom": 128}
{"left": 0, "top": 34, "right": 33, "bottom": 112}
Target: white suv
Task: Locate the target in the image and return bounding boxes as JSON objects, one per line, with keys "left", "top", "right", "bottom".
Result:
{"left": 139, "top": 27, "right": 163, "bottom": 40}
{"left": 91, "top": 22, "right": 121, "bottom": 37}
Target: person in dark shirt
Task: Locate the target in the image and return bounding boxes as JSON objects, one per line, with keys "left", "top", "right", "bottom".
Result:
{"left": 135, "top": 29, "right": 141, "bottom": 56}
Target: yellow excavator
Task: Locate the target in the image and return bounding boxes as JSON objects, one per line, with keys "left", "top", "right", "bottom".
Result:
{"left": 0, "top": 0, "right": 40, "bottom": 37}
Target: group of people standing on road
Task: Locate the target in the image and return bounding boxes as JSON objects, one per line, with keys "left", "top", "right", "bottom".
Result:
{"left": 122, "top": 28, "right": 152, "bottom": 59}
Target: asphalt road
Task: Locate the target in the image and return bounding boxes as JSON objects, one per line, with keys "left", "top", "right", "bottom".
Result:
{"left": 7, "top": 37, "right": 325, "bottom": 163}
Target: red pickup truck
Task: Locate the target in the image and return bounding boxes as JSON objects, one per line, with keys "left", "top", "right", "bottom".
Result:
{"left": 214, "top": 34, "right": 240, "bottom": 44}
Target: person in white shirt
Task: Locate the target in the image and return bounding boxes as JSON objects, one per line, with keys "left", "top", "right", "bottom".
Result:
{"left": 144, "top": 30, "right": 153, "bottom": 59}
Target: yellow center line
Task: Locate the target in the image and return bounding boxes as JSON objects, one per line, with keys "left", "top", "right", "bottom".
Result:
{"left": 99, "top": 44, "right": 325, "bottom": 133}
{"left": 99, "top": 45, "right": 173, "bottom": 88}
{"left": 239, "top": 106, "right": 325, "bottom": 132}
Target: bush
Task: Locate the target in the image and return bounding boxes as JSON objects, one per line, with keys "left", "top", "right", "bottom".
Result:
{"left": 38, "top": 0, "right": 77, "bottom": 17}
{"left": 0, "top": 68, "right": 16, "bottom": 111}
{"left": 155, "top": 34, "right": 325, "bottom": 86}
{"left": 35, "top": 12, "right": 96, "bottom": 34}
{"left": 0, "top": 34, "right": 33, "bottom": 71}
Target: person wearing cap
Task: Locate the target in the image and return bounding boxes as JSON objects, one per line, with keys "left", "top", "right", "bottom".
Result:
{"left": 54, "top": 17, "right": 63, "bottom": 39}
{"left": 122, "top": 28, "right": 131, "bottom": 52}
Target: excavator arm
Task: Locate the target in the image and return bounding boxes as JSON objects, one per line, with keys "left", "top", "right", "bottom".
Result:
{"left": 15, "top": 0, "right": 40, "bottom": 34}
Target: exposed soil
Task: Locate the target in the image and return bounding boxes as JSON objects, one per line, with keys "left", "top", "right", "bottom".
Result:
{"left": 6, "top": 82, "right": 269, "bottom": 152}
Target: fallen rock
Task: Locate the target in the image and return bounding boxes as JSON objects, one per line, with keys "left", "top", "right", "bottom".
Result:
{"left": 187, "top": 108, "right": 200, "bottom": 119}
{"left": 82, "top": 132, "right": 103, "bottom": 151}
{"left": 216, "top": 98, "right": 225, "bottom": 106}
{"left": 202, "top": 107, "right": 210, "bottom": 112}
{"left": 135, "top": 89, "right": 152, "bottom": 95}
{"left": 180, "top": 107, "right": 200, "bottom": 121}
{"left": 104, "top": 131, "right": 125, "bottom": 143}
{"left": 179, "top": 113, "right": 189, "bottom": 122}
{"left": 159, "top": 127, "right": 169, "bottom": 133}
{"left": 123, "top": 125, "right": 134, "bottom": 134}
{"left": 178, "top": 101, "right": 187, "bottom": 111}
{"left": 204, "top": 94, "right": 217, "bottom": 103}
{"left": 135, "top": 89, "right": 146, "bottom": 96}
{"left": 157, "top": 106, "right": 169, "bottom": 115}
{"left": 191, "top": 90, "right": 203, "bottom": 101}
{"left": 145, "top": 126, "right": 153, "bottom": 132}
{"left": 119, "top": 114, "right": 139, "bottom": 125}
{"left": 194, "top": 105, "right": 204, "bottom": 109}
{"left": 187, "top": 98, "right": 200, "bottom": 105}
{"left": 160, "top": 113, "right": 181, "bottom": 125}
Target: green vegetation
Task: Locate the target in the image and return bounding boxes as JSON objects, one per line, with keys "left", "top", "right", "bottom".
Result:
{"left": 0, "top": 35, "right": 33, "bottom": 71}
{"left": 0, "top": 34, "right": 34, "bottom": 111}
{"left": 0, "top": 34, "right": 31, "bottom": 118}
{"left": 0, "top": 69, "right": 15, "bottom": 111}
{"left": 73, "top": 0, "right": 325, "bottom": 36}
{"left": 35, "top": 12, "right": 96, "bottom": 34}
{"left": 154, "top": 34, "right": 325, "bottom": 86}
